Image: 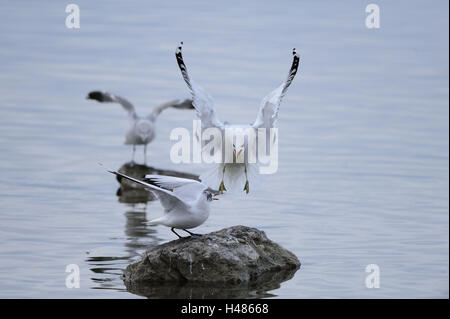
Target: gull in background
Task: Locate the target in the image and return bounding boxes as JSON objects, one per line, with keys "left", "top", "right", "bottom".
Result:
{"left": 87, "top": 91, "right": 194, "bottom": 162}
{"left": 175, "top": 42, "right": 300, "bottom": 193}
{"left": 109, "top": 170, "right": 219, "bottom": 238}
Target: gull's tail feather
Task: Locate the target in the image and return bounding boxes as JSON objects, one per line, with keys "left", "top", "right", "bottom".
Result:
{"left": 148, "top": 216, "right": 166, "bottom": 226}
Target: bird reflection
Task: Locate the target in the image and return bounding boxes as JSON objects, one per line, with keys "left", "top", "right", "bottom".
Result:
{"left": 123, "top": 210, "right": 159, "bottom": 255}
{"left": 123, "top": 267, "right": 298, "bottom": 299}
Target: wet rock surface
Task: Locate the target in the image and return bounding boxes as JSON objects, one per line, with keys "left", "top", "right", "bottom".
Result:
{"left": 122, "top": 225, "right": 300, "bottom": 298}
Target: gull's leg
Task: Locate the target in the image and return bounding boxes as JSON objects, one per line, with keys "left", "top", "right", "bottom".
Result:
{"left": 218, "top": 165, "right": 227, "bottom": 192}
{"left": 143, "top": 144, "right": 147, "bottom": 164}
{"left": 131, "top": 145, "right": 136, "bottom": 163}
{"left": 183, "top": 229, "right": 202, "bottom": 237}
{"left": 243, "top": 164, "right": 249, "bottom": 194}
{"left": 171, "top": 227, "right": 185, "bottom": 239}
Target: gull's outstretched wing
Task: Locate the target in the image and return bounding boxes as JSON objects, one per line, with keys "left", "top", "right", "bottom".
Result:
{"left": 145, "top": 174, "right": 207, "bottom": 202}
{"left": 109, "top": 171, "right": 187, "bottom": 212}
{"left": 147, "top": 98, "right": 194, "bottom": 122}
{"left": 175, "top": 42, "right": 224, "bottom": 130}
{"left": 252, "top": 49, "right": 300, "bottom": 129}
{"left": 87, "top": 91, "right": 138, "bottom": 120}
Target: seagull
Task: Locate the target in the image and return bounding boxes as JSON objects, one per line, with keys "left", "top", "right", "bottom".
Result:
{"left": 109, "top": 170, "right": 219, "bottom": 238}
{"left": 175, "top": 42, "right": 300, "bottom": 193}
{"left": 87, "top": 91, "right": 194, "bottom": 162}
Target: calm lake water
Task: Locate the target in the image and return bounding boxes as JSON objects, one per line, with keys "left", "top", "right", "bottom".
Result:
{"left": 0, "top": 1, "right": 448, "bottom": 298}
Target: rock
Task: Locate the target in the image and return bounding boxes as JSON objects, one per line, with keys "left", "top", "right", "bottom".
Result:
{"left": 122, "top": 226, "right": 300, "bottom": 298}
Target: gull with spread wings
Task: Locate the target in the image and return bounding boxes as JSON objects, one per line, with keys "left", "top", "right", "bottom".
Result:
{"left": 109, "top": 170, "right": 219, "bottom": 238}
{"left": 87, "top": 91, "right": 194, "bottom": 162}
{"left": 175, "top": 42, "right": 300, "bottom": 193}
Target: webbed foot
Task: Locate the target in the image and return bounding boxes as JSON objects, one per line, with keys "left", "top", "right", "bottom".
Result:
{"left": 243, "top": 180, "right": 249, "bottom": 194}
{"left": 219, "top": 181, "right": 227, "bottom": 193}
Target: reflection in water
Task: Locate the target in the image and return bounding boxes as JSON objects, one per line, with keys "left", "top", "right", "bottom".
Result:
{"left": 123, "top": 210, "right": 159, "bottom": 256}
{"left": 86, "top": 162, "right": 202, "bottom": 294}
{"left": 116, "top": 188, "right": 155, "bottom": 204}
{"left": 124, "top": 267, "right": 298, "bottom": 299}
{"left": 86, "top": 256, "right": 129, "bottom": 292}
{"left": 86, "top": 208, "right": 161, "bottom": 292}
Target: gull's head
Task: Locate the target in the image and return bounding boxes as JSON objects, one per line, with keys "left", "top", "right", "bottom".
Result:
{"left": 204, "top": 190, "right": 219, "bottom": 202}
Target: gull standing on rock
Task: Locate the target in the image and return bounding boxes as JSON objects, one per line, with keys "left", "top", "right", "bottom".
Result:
{"left": 109, "top": 170, "right": 219, "bottom": 238}
{"left": 87, "top": 91, "right": 193, "bottom": 162}
{"left": 175, "top": 42, "right": 300, "bottom": 193}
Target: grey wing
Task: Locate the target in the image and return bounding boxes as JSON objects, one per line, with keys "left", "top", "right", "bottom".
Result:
{"left": 175, "top": 43, "right": 224, "bottom": 130}
{"left": 147, "top": 98, "right": 194, "bottom": 122}
{"left": 109, "top": 171, "right": 187, "bottom": 212}
{"left": 87, "top": 91, "right": 138, "bottom": 120}
{"left": 252, "top": 49, "right": 300, "bottom": 129}
{"left": 145, "top": 174, "right": 207, "bottom": 202}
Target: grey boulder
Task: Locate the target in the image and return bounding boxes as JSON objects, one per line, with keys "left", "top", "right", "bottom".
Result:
{"left": 122, "top": 225, "right": 300, "bottom": 298}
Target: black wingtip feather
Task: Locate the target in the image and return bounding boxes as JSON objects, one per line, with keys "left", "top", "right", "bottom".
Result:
{"left": 86, "top": 91, "right": 105, "bottom": 102}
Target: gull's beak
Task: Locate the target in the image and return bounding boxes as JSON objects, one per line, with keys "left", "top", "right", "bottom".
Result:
{"left": 212, "top": 197, "right": 219, "bottom": 200}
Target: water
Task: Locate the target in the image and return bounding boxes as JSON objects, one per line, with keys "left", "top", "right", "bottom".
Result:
{"left": 0, "top": 0, "right": 448, "bottom": 298}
